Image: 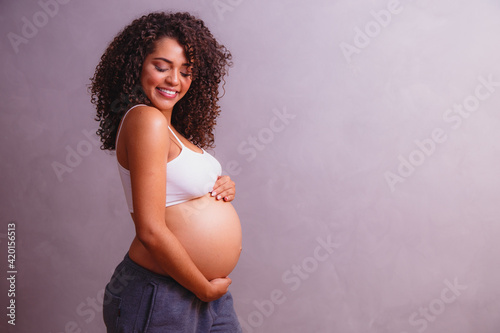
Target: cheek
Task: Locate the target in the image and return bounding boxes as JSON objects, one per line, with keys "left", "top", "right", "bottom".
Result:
{"left": 141, "top": 69, "right": 162, "bottom": 89}
{"left": 182, "top": 79, "right": 192, "bottom": 93}
{"left": 144, "top": 75, "right": 156, "bottom": 88}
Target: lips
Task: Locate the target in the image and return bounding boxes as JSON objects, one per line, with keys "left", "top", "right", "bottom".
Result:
{"left": 156, "top": 87, "right": 178, "bottom": 98}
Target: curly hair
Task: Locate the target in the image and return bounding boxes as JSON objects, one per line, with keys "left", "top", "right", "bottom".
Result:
{"left": 89, "top": 11, "right": 232, "bottom": 150}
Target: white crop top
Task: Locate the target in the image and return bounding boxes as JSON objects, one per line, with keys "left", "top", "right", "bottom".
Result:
{"left": 116, "top": 105, "right": 222, "bottom": 212}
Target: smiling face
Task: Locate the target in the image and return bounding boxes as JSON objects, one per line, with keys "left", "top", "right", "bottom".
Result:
{"left": 140, "top": 37, "right": 193, "bottom": 113}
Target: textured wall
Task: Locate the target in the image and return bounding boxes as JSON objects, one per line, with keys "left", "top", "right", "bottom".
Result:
{"left": 1, "top": 0, "right": 500, "bottom": 332}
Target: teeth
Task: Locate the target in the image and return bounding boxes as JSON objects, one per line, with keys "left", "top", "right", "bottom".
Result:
{"left": 158, "top": 88, "right": 176, "bottom": 96}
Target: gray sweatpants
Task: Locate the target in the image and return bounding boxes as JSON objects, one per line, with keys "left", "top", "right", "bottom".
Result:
{"left": 103, "top": 253, "right": 242, "bottom": 332}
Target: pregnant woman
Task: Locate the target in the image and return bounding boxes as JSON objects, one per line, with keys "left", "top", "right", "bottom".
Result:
{"left": 90, "top": 12, "right": 242, "bottom": 332}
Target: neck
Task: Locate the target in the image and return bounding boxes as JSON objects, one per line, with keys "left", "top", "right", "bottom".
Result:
{"left": 162, "top": 110, "right": 173, "bottom": 125}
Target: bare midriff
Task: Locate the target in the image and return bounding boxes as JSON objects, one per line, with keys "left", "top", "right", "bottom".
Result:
{"left": 128, "top": 193, "right": 242, "bottom": 281}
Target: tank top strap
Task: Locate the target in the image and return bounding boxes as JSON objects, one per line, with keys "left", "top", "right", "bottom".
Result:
{"left": 168, "top": 126, "right": 186, "bottom": 148}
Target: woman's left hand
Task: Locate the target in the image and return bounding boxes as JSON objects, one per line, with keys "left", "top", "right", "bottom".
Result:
{"left": 211, "top": 175, "right": 236, "bottom": 202}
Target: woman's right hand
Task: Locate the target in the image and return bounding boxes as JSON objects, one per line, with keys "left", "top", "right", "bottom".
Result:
{"left": 197, "top": 277, "right": 232, "bottom": 302}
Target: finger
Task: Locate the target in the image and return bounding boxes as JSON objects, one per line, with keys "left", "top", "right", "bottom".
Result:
{"left": 213, "top": 179, "right": 231, "bottom": 193}
{"left": 213, "top": 182, "right": 234, "bottom": 194}
{"left": 214, "top": 188, "right": 235, "bottom": 200}
{"left": 210, "top": 277, "right": 232, "bottom": 285}
{"left": 215, "top": 175, "right": 229, "bottom": 184}
{"left": 212, "top": 177, "right": 225, "bottom": 189}
{"left": 212, "top": 180, "right": 235, "bottom": 199}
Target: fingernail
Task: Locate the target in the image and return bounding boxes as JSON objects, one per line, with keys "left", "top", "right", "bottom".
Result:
{"left": 211, "top": 191, "right": 216, "bottom": 197}
{"left": 217, "top": 195, "right": 221, "bottom": 200}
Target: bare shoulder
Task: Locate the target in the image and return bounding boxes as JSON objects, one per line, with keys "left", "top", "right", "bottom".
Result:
{"left": 122, "top": 105, "right": 167, "bottom": 133}
{"left": 119, "top": 106, "right": 169, "bottom": 148}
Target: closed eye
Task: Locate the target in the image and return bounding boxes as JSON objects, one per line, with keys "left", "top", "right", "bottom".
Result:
{"left": 155, "top": 65, "right": 168, "bottom": 72}
{"left": 155, "top": 66, "right": 191, "bottom": 77}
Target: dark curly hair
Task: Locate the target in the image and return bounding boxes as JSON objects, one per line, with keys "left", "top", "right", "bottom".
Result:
{"left": 89, "top": 11, "right": 232, "bottom": 150}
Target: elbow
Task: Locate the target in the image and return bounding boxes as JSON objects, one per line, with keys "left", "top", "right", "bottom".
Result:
{"left": 135, "top": 226, "right": 161, "bottom": 250}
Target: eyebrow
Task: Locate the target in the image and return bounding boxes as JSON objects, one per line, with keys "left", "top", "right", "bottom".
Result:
{"left": 153, "top": 57, "right": 192, "bottom": 67}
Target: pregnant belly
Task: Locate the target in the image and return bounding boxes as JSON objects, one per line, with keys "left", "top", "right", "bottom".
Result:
{"left": 165, "top": 193, "right": 242, "bottom": 280}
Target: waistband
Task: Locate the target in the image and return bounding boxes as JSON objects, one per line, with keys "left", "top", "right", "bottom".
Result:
{"left": 120, "top": 252, "right": 173, "bottom": 283}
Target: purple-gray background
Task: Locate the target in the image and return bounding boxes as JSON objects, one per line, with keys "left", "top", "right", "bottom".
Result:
{"left": 1, "top": 0, "right": 500, "bottom": 332}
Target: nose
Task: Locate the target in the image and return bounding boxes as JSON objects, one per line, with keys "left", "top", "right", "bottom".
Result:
{"left": 166, "top": 70, "right": 179, "bottom": 85}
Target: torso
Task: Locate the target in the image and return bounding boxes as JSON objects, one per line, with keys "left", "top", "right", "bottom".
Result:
{"left": 117, "top": 106, "right": 242, "bottom": 281}
{"left": 129, "top": 194, "right": 242, "bottom": 280}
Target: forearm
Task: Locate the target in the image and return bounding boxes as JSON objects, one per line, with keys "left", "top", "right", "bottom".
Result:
{"left": 137, "top": 226, "right": 212, "bottom": 300}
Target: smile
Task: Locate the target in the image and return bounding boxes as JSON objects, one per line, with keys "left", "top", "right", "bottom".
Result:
{"left": 156, "top": 87, "right": 178, "bottom": 98}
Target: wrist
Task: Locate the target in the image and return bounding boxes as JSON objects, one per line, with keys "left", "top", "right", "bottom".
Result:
{"left": 194, "top": 280, "right": 213, "bottom": 302}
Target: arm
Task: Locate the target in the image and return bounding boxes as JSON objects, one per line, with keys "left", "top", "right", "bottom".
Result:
{"left": 124, "top": 106, "right": 230, "bottom": 302}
